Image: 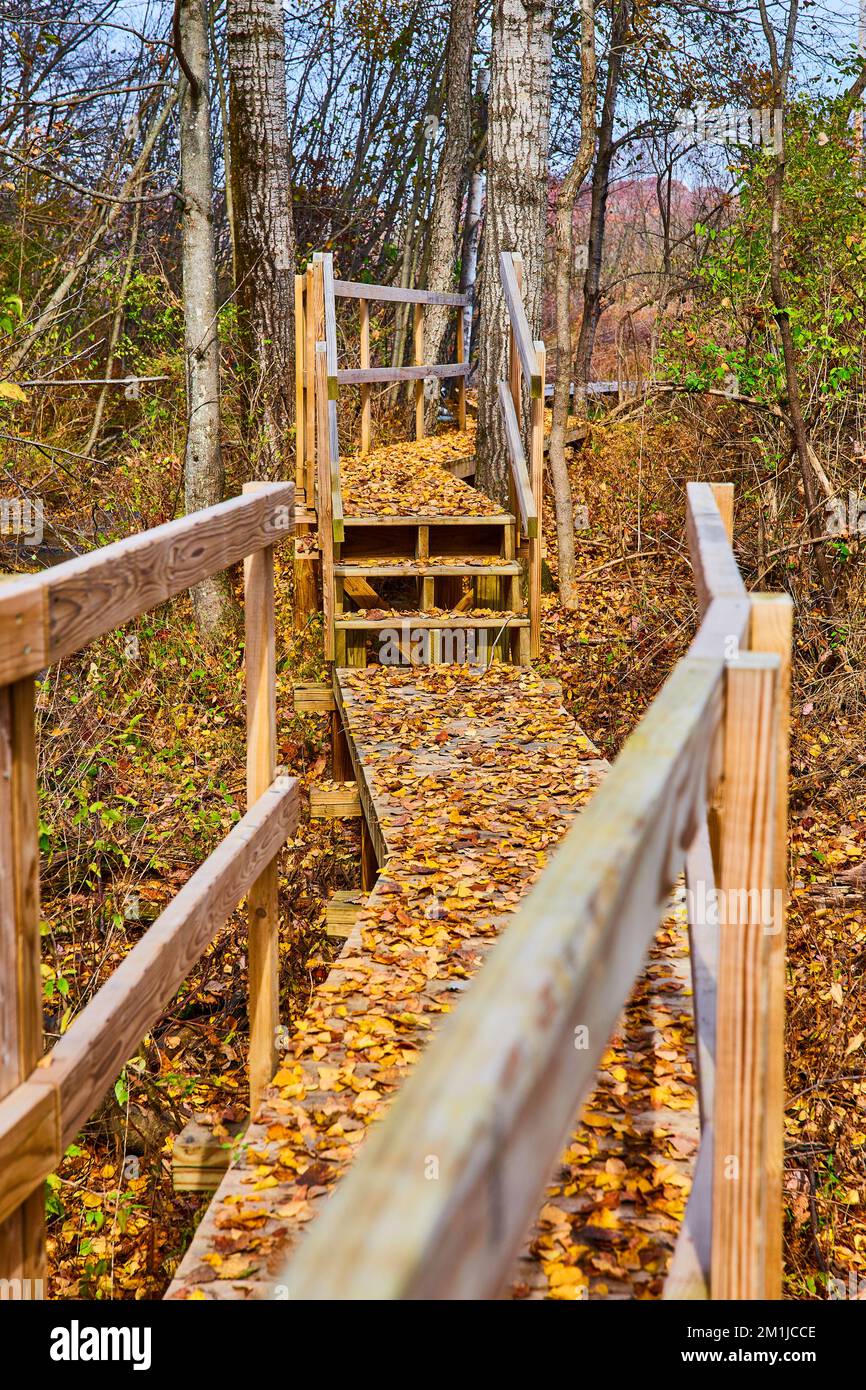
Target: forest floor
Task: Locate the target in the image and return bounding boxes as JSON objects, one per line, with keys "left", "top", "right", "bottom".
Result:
{"left": 5, "top": 396, "right": 864, "bottom": 1300}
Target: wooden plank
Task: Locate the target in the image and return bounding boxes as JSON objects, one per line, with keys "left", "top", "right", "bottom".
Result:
{"left": 529, "top": 339, "right": 545, "bottom": 660}
{"left": 684, "top": 817, "right": 719, "bottom": 1126}
{"left": 335, "top": 561, "right": 521, "bottom": 578}
{"left": 294, "top": 273, "right": 306, "bottom": 487}
{"left": 29, "top": 776, "right": 300, "bottom": 1151}
{"left": 322, "top": 252, "right": 339, "bottom": 400}
{"left": 316, "top": 347, "right": 336, "bottom": 661}
{"left": 359, "top": 297, "right": 371, "bottom": 454}
{"left": 0, "top": 1083, "right": 58, "bottom": 1227}
{"left": 0, "top": 579, "right": 47, "bottom": 687}
{"left": 334, "top": 279, "right": 467, "bottom": 307}
{"left": 499, "top": 251, "right": 542, "bottom": 398}
{"left": 342, "top": 511, "right": 512, "bottom": 527}
{"left": 0, "top": 486, "right": 295, "bottom": 683}
{"left": 276, "top": 654, "right": 726, "bottom": 1299}
{"left": 244, "top": 483, "right": 279, "bottom": 1116}
{"left": 309, "top": 783, "right": 362, "bottom": 819}
{"left": 686, "top": 482, "right": 746, "bottom": 616}
{"left": 711, "top": 653, "right": 779, "bottom": 1300}
{"left": 325, "top": 890, "right": 365, "bottom": 940}
{"left": 455, "top": 308, "right": 466, "bottom": 431}
{"left": 293, "top": 681, "right": 335, "bottom": 713}
{"left": 711, "top": 481, "right": 734, "bottom": 541}
{"left": 414, "top": 303, "right": 425, "bottom": 440}
{"left": 337, "top": 363, "right": 469, "bottom": 387}
{"left": 498, "top": 382, "right": 538, "bottom": 539}
{"left": 335, "top": 615, "right": 530, "bottom": 631}
{"left": 509, "top": 252, "right": 523, "bottom": 420}
{"left": 0, "top": 677, "right": 45, "bottom": 1281}
{"left": 305, "top": 265, "right": 316, "bottom": 504}
{"left": 749, "top": 593, "right": 793, "bottom": 1301}
{"left": 171, "top": 1117, "right": 243, "bottom": 1193}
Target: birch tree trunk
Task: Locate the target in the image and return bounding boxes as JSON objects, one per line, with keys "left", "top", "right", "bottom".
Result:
{"left": 423, "top": 0, "right": 477, "bottom": 426}
{"left": 176, "top": 0, "right": 232, "bottom": 633}
{"left": 573, "top": 0, "right": 628, "bottom": 406}
{"left": 475, "top": 0, "right": 553, "bottom": 504}
{"left": 227, "top": 0, "right": 295, "bottom": 476}
{"left": 547, "top": 0, "right": 596, "bottom": 609}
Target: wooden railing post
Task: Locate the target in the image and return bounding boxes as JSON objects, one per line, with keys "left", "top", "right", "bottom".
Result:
{"left": 359, "top": 297, "right": 371, "bottom": 454}
{"left": 749, "top": 592, "right": 793, "bottom": 1300}
{"left": 529, "top": 338, "right": 545, "bottom": 660}
{"left": 413, "top": 303, "right": 424, "bottom": 440}
{"left": 304, "top": 265, "right": 316, "bottom": 507}
{"left": 243, "top": 483, "right": 279, "bottom": 1115}
{"left": 711, "top": 651, "right": 779, "bottom": 1300}
{"left": 316, "top": 346, "right": 336, "bottom": 662}
{"left": 0, "top": 676, "right": 45, "bottom": 1292}
{"left": 455, "top": 308, "right": 466, "bottom": 432}
{"left": 294, "top": 273, "right": 306, "bottom": 489}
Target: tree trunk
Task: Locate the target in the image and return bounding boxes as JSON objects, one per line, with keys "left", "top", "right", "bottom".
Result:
{"left": 176, "top": 0, "right": 232, "bottom": 633}
{"left": 458, "top": 70, "right": 489, "bottom": 357}
{"left": 475, "top": 0, "right": 553, "bottom": 504}
{"left": 573, "top": 0, "right": 628, "bottom": 406}
{"left": 547, "top": 0, "right": 596, "bottom": 610}
{"left": 227, "top": 0, "right": 296, "bottom": 477}
{"left": 423, "top": 0, "right": 477, "bottom": 427}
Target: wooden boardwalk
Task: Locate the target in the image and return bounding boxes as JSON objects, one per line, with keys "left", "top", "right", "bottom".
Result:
{"left": 168, "top": 664, "right": 698, "bottom": 1300}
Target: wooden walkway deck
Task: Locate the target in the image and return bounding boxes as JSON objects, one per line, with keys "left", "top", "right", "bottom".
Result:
{"left": 167, "top": 664, "right": 698, "bottom": 1300}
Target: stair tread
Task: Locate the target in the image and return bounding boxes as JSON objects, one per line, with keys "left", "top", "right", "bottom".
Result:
{"left": 335, "top": 610, "right": 529, "bottom": 629}
{"left": 343, "top": 512, "right": 514, "bottom": 526}
{"left": 335, "top": 558, "right": 521, "bottom": 576}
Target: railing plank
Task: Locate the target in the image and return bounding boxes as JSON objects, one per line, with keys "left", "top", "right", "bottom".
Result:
{"left": 686, "top": 482, "right": 746, "bottom": 614}
{"left": 499, "top": 251, "right": 543, "bottom": 398}
{"left": 21, "top": 775, "right": 298, "bottom": 1165}
{"left": 336, "top": 363, "right": 469, "bottom": 386}
{"left": 276, "top": 654, "right": 725, "bottom": 1299}
{"left": 498, "top": 382, "right": 537, "bottom": 539}
{"left": 0, "top": 485, "right": 294, "bottom": 684}
{"left": 334, "top": 279, "right": 467, "bottom": 307}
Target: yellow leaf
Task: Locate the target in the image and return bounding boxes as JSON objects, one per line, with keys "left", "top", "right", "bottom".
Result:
{"left": 0, "top": 381, "right": 26, "bottom": 403}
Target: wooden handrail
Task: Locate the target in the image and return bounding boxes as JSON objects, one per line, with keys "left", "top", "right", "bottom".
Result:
{"left": 498, "top": 382, "right": 537, "bottom": 539}
{"left": 499, "top": 251, "right": 543, "bottom": 398}
{"left": 336, "top": 362, "right": 469, "bottom": 386}
{"left": 0, "top": 482, "right": 297, "bottom": 1290}
{"left": 0, "top": 483, "right": 294, "bottom": 685}
{"left": 0, "top": 774, "right": 300, "bottom": 1227}
{"left": 334, "top": 278, "right": 468, "bottom": 307}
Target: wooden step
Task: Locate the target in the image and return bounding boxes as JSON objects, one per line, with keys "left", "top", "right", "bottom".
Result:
{"left": 310, "top": 782, "right": 362, "bottom": 819}
{"left": 325, "top": 889, "right": 366, "bottom": 940}
{"left": 335, "top": 559, "right": 521, "bottom": 578}
{"left": 293, "top": 680, "right": 335, "bottom": 713}
{"left": 343, "top": 512, "right": 514, "bottom": 527}
{"left": 335, "top": 612, "right": 529, "bottom": 630}
{"left": 172, "top": 1118, "right": 244, "bottom": 1193}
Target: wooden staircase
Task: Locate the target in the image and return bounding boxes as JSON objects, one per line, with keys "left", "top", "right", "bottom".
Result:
{"left": 294, "top": 251, "right": 544, "bottom": 668}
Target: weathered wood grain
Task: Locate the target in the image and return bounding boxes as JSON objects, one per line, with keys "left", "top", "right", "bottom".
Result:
{"left": 336, "top": 363, "right": 470, "bottom": 386}
{"left": 334, "top": 279, "right": 467, "bottom": 307}
{"left": 26, "top": 776, "right": 299, "bottom": 1150}
{"left": 498, "top": 382, "right": 538, "bottom": 539}
{"left": 499, "top": 251, "right": 542, "bottom": 398}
